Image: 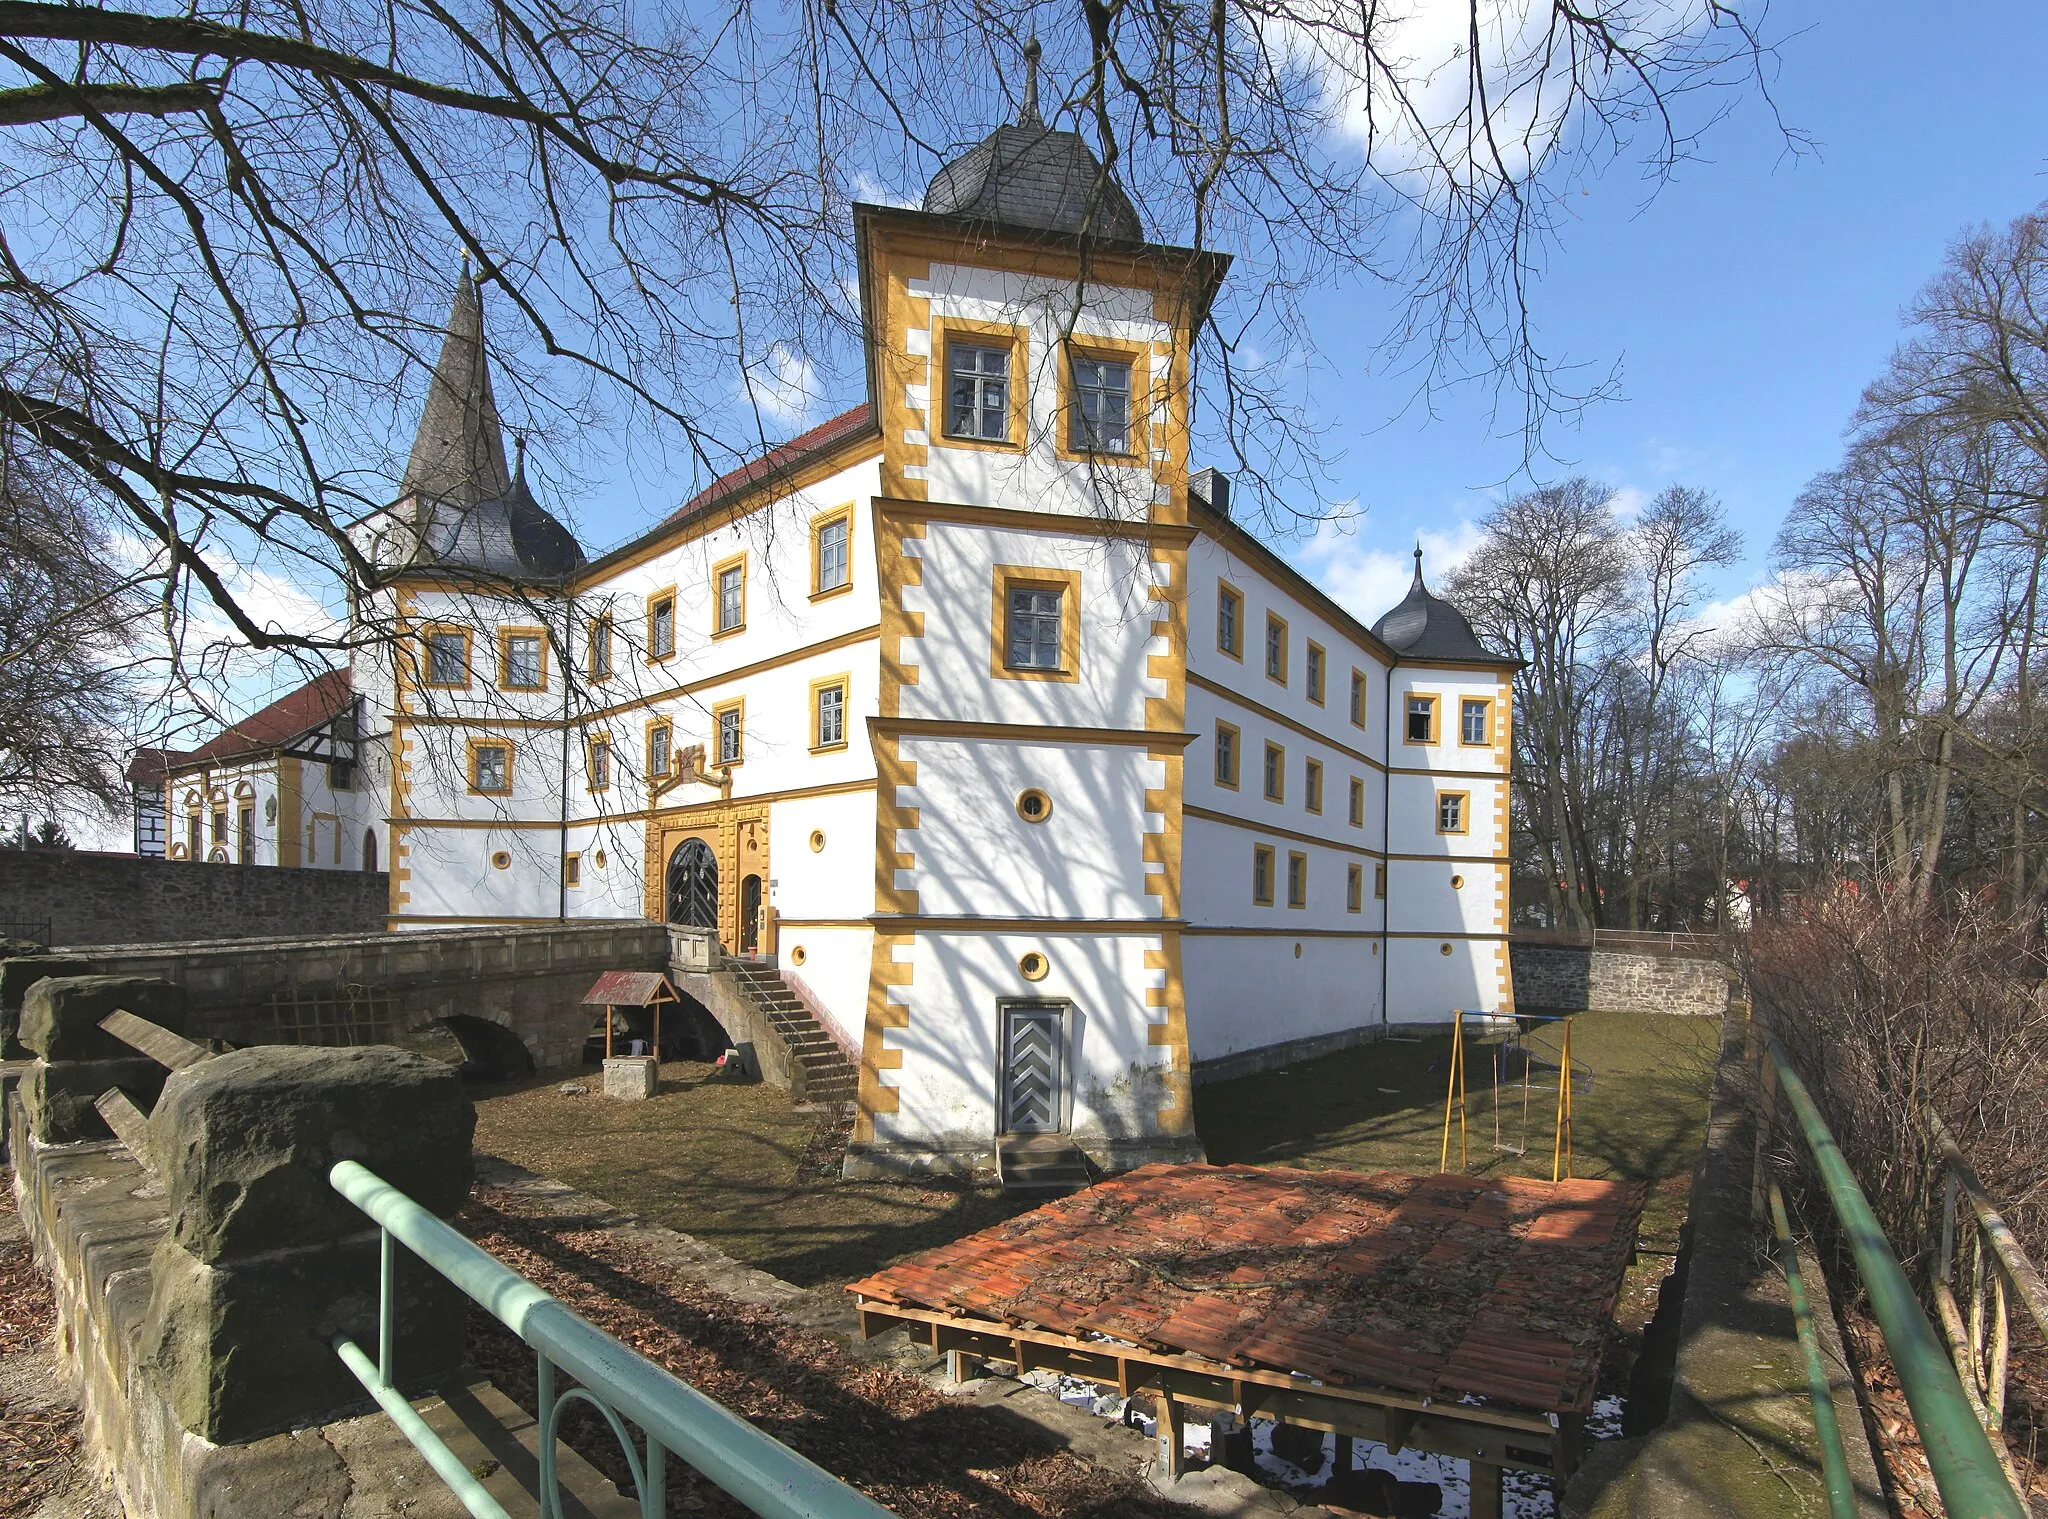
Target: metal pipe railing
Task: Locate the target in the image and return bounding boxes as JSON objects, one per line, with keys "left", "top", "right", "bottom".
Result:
{"left": 329, "top": 1159, "right": 897, "bottom": 1519}
{"left": 1767, "top": 1181, "right": 1858, "bottom": 1519}
{"left": 1760, "top": 1039, "right": 2028, "bottom": 1519}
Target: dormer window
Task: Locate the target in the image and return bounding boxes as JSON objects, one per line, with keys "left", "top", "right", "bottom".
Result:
{"left": 947, "top": 343, "right": 1010, "bottom": 441}
{"left": 1070, "top": 355, "right": 1131, "bottom": 453}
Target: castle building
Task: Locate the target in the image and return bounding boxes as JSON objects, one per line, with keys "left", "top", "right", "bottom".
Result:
{"left": 174, "top": 91, "right": 1517, "bottom": 1175}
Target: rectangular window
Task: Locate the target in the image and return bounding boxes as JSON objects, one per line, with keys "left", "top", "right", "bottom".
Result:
{"left": 426, "top": 630, "right": 468, "bottom": 688}
{"left": 1306, "top": 642, "right": 1325, "bottom": 705}
{"left": 211, "top": 808, "right": 226, "bottom": 845}
{"left": 1406, "top": 694, "right": 1437, "bottom": 744}
{"left": 1252, "top": 845, "right": 1276, "bottom": 906}
{"left": 1375, "top": 862, "right": 1388, "bottom": 899}
{"left": 947, "top": 342, "right": 1010, "bottom": 441}
{"left": 237, "top": 806, "right": 254, "bottom": 865}
{"left": 715, "top": 558, "right": 746, "bottom": 635}
{"left": 588, "top": 735, "right": 610, "bottom": 792}
{"left": 1438, "top": 792, "right": 1468, "bottom": 835}
{"left": 1462, "top": 698, "right": 1491, "bottom": 746}
{"left": 1265, "top": 613, "right": 1288, "bottom": 684}
{"left": 328, "top": 758, "right": 355, "bottom": 792}
{"left": 716, "top": 703, "right": 743, "bottom": 766}
{"left": 1348, "top": 776, "right": 1365, "bottom": 827}
{"left": 814, "top": 512, "right": 851, "bottom": 596}
{"left": 1287, "top": 851, "right": 1308, "bottom": 909}
{"left": 1347, "top": 864, "right": 1363, "bottom": 913}
{"left": 1006, "top": 586, "right": 1064, "bottom": 670}
{"left": 502, "top": 632, "right": 543, "bottom": 690}
{"left": 1263, "top": 742, "right": 1284, "bottom": 802}
{"left": 1069, "top": 353, "right": 1132, "bottom": 453}
{"left": 185, "top": 813, "right": 200, "bottom": 859}
{"left": 814, "top": 681, "right": 846, "bottom": 750}
{"left": 1350, "top": 670, "right": 1366, "bottom": 727}
{"left": 649, "top": 593, "right": 675, "bottom": 660}
{"left": 647, "top": 722, "right": 671, "bottom": 780}
{"left": 564, "top": 853, "right": 582, "bottom": 888}
{"left": 470, "top": 743, "right": 511, "bottom": 795}
{"left": 1217, "top": 583, "right": 1243, "bottom": 658}
{"left": 1214, "top": 722, "right": 1239, "bottom": 788}
{"left": 589, "top": 616, "right": 613, "bottom": 680}
{"left": 1305, "top": 758, "right": 1324, "bottom": 814}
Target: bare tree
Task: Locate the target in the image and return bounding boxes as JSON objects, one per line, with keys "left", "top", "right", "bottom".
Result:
{"left": 0, "top": 429, "right": 149, "bottom": 817}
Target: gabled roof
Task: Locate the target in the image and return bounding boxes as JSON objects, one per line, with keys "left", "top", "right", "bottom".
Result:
{"left": 660, "top": 404, "right": 877, "bottom": 531}
{"left": 166, "top": 669, "right": 354, "bottom": 771}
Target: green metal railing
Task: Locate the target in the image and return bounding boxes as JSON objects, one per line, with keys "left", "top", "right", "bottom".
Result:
{"left": 1753, "top": 1037, "right": 2028, "bottom": 1519}
{"left": 329, "top": 1159, "right": 898, "bottom": 1519}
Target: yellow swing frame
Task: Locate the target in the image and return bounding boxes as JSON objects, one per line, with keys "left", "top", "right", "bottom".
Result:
{"left": 1439, "top": 1010, "right": 1576, "bottom": 1182}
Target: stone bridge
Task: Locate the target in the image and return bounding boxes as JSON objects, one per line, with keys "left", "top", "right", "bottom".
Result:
{"left": 35, "top": 920, "right": 691, "bottom": 1072}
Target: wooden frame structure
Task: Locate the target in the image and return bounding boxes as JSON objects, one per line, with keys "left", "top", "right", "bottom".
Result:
{"left": 581, "top": 970, "right": 680, "bottom": 1060}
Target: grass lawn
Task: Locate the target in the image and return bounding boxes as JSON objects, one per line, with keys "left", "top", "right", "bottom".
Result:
{"left": 470, "top": 1009, "right": 1721, "bottom": 1292}
{"left": 1196, "top": 1009, "right": 1721, "bottom": 1256}
{"left": 469, "top": 1065, "right": 1038, "bottom": 1289}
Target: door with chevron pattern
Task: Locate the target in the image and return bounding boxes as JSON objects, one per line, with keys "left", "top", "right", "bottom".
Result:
{"left": 1000, "top": 1004, "right": 1066, "bottom": 1134}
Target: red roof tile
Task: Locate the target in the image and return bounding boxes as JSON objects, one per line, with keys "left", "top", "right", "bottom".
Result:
{"left": 174, "top": 669, "right": 353, "bottom": 768}
{"left": 849, "top": 1163, "right": 1646, "bottom": 1417}
{"left": 660, "top": 404, "right": 875, "bottom": 530}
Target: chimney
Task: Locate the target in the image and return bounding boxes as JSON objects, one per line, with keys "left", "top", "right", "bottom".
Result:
{"left": 1189, "top": 467, "right": 1231, "bottom": 519}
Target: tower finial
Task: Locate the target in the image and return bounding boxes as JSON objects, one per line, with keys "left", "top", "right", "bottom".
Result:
{"left": 1412, "top": 544, "right": 1425, "bottom": 585}
{"left": 1019, "top": 37, "right": 1042, "bottom": 128}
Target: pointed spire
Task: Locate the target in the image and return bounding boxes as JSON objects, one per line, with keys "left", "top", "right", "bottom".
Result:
{"left": 1018, "top": 37, "right": 1042, "bottom": 128}
{"left": 1412, "top": 544, "right": 1426, "bottom": 587}
{"left": 401, "top": 269, "right": 511, "bottom": 512}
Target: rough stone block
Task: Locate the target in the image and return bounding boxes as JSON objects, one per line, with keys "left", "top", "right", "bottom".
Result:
{"left": 19, "top": 975, "right": 187, "bottom": 1062}
{"left": 143, "top": 1233, "right": 467, "bottom": 1443}
{"left": 148, "top": 1045, "right": 474, "bottom": 1263}
{"left": 0, "top": 957, "right": 92, "bottom": 1059}
{"left": 23, "top": 1056, "right": 170, "bottom": 1143}
{"left": 602, "top": 1055, "right": 658, "bottom": 1099}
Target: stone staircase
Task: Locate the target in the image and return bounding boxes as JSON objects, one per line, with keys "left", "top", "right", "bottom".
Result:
{"left": 997, "top": 1134, "right": 1094, "bottom": 1193}
{"left": 727, "top": 960, "right": 857, "bottom": 1107}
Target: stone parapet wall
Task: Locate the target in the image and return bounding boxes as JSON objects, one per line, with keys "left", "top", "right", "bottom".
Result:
{"left": 1512, "top": 941, "right": 1734, "bottom": 1018}
{"left": 64, "top": 920, "right": 681, "bottom": 1070}
{"left": 0, "top": 849, "right": 388, "bottom": 947}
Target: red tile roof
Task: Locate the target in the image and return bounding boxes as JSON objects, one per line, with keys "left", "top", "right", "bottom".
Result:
{"left": 171, "top": 668, "right": 354, "bottom": 769}
{"left": 849, "top": 1163, "right": 1646, "bottom": 1416}
{"left": 660, "top": 404, "right": 875, "bottom": 531}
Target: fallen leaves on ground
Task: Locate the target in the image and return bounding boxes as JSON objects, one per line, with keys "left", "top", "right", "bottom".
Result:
{"left": 0, "top": 1173, "right": 89, "bottom": 1519}
{"left": 461, "top": 1185, "right": 1189, "bottom": 1518}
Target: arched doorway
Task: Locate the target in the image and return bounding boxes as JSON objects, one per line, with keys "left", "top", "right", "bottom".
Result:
{"left": 740, "top": 874, "right": 763, "bottom": 955}
{"left": 363, "top": 828, "right": 378, "bottom": 872}
{"left": 666, "top": 837, "right": 718, "bottom": 928}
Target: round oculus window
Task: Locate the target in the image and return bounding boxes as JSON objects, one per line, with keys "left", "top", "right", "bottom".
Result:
{"left": 1440, "top": 942, "right": 1454, "bottom": 956}
{"left": 809, "top": 829, "right": 826, "bottom": 852}
{"left": 789, "top": 945, "right": 808, "bottom": 967}
{"left": 1018, "top": 951, "right": 1050, "bottom": 982}
{"left": 491, "top": 850, "right": 512, "bottom": 870}
{"left": 1293, "top": 942, "right": 1302, "bottom": 959}
{"left": 1016, "top": 788, "right": 1052, "bottom": 824}
{"left": 1451, "top": 874, "right": 1464, "bottom": 889}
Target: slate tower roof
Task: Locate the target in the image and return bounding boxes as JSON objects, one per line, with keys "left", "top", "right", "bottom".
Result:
{"left": 1371, "top": 548, "right": 1499, "bottom": 663}
{"left": 398, "top": 274, "right": 585, "bottom": 581}
{"left": 922, "top": 40, "right": 1143, "bottom": 243}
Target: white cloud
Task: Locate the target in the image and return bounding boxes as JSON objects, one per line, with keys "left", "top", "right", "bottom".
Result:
{"left": 1290, "top": 510, "right": 1486, "bottom": 626}
{"left": 740, "top": 344, "right": 821, "bottom": 427}
{"left": 850, "top": 172, "right": 917, "bottom": 210}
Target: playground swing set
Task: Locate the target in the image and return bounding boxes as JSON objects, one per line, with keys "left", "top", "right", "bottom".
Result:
{"left": 1438, "top": 1010, "right": 1585, "bottom": 1182}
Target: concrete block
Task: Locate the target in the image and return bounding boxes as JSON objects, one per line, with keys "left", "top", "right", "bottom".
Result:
{"left": 148, "top": 1045, "right": 474, "bottom": 1263}
{"left": 23, "top": 1055, "right": 170, "bottom": 1143}
{"left": 143, "top": 1232, "right": 467, "bottom": 1443}
{"left": 0, "top": 956, "right": 91, "bottom": 1059}
{"left": 19, "top": 974, "right": 187, "bottom": 1061}
{"left": 602, "top": 1055, "right": 658, "bottom": 1099}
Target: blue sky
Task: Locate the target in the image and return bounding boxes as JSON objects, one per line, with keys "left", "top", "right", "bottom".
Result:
{"left": 547, "top": 1, "right": 2047, "bottom": 631}
{"left": 1280, "top": 0, "right": 2048, "bottom": 622}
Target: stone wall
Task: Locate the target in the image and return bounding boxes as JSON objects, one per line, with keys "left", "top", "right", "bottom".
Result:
{"left": 0, "top": 849, "right": 388, "bottom": 947}
{"left": 60, "top": 920, "right": 682, "bottom": 1070}
{"left": 1512, "top": 941, "right": 1734, "bottom": 1018}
